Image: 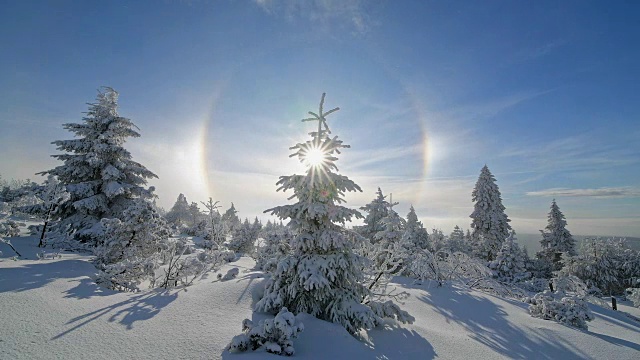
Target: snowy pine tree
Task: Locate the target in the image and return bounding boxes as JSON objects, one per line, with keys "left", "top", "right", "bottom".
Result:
{"left": 165, "top": 193, "right": 191, "bottom": 227}
{"left": 536, "top": 199, "right": 576, "bottom": 272}
{"left": 222, "top": 203, "right": 241, "bottom": 234}
{"left": 256, "top": 94, "right": 412, "bottom": 334}
{"left": 359, "top": 187, "right": 393, "bottom": 242}
{"left": 402, "top": 205, "right": 429, "bottom": 250}
{"left": 447, "top": 225, "right": 471, "bottom": 254}
{"left": 489, "top": 231, "right": 528, "bottom": 283}
{"left": 470, "top": 165, "right": 511, "bottom": 261}
{"left": 39, "top": 87, "right": 157, "bottom": 244}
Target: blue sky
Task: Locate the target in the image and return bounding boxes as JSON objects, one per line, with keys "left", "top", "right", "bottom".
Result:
{"left": 1, "top": 0, "right": 639, "bottom": 236}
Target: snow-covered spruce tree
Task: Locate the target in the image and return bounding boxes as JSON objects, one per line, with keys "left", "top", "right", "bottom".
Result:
{"left": 222, "top": 203, "right": 241, "bottom": 234}
{"left": 39, "top": 87, "right": 157, "bottom": 245}
{"left": 256, "top": 94, "right": 412, "bottom": 334}
{"left": 488, "top": 231, "right": 528, "bottom": 283}
{"left": 428, "top": 228, "right": 447, "bottom": 253}
{"left": 470, "top": 165, "right": 511, "bottom": 261}
{"left": 402, "top": 205, "right": 429, "bottom": 250}
{"left": 165, "top": 193, "right": 191, "bottom": 228}
{"left": 536, "top": 199, "right": 576, "bottom": 273}
{"left": 359, "top": 187, "right": 393, "bottom": 243}
{"left": 227, "top": 218, "right": 255, "bottom": 254}
{"left": 369, "top": 205, "right": 408, "bottom": 288}
{"left": 448, "top": 225, "right": 471, "bottom": 254}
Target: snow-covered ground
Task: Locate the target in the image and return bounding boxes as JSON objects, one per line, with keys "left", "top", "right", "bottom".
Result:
{"left": 1, "top": 235, "right": 639, "bottom": 359}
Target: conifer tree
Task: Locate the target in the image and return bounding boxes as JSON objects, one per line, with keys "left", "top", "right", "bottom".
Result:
{"left": 402, "top": 205, "right": 429, "bottom": 250}
{"left": 165, "top": 193, "right": 191, "bottom": 226}
{"left": 360, "top": 187, "right": 393, "bottom": 242}
{"left": 489, "top": 231, "right": 528, "bottom": 283}
{"left": 222, "top": 203, "right": 241, "bottom": 232}
{"left": 39, "top": 87, "right": 157, "bottom": 244}
{"left": 537, "top": 199, "right": 577, "bottom": 272}
{"left": 448, "top": 225, "right": 471, "bottom": 254}
{"left": 470, "top": 165, "right": 511, "bottom": 261}
{"left": 256, "top": 94, "right": 411, "bottom": 334}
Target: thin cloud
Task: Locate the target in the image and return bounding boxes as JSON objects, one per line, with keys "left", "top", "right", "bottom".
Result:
{"left": 253, "top": 0, "right": 373, "bottom": 34}
{"left": 526, "top": 187, "right": 640, "bottom": 198}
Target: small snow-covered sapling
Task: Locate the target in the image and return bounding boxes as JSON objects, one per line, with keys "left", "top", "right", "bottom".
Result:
{"left": 219, "top": 267, "right": 239, "bottom": 281}
{"left": 227, "top": 307, "right": 304, "bottom": 356}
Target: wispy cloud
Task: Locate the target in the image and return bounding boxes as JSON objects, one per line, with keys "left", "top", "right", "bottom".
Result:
{"left": 435, "top": 90, "right": 552, "bottom": 123}
{"left": 500, "top": 134, "right": 640, "bottom": 173}
{"left": 515, "top": 38, "right": 569, "bottom": 61}
{"left": 526, "top": 187, "right": 640, "bottom": 198}
{"left": 345, "top": 144, "right": 423, "bottom": 170}
{"left": 253, "top": 0, "right": 373, "bottom": 34}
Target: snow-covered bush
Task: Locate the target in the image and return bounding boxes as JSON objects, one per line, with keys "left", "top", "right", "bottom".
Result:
{"left": 158, "top": 241, "right": 235, "bottom": 289}
{"left": 218, "top": 267, "right": 240, "bottom": 281}
{"left": 227, "top": 218, "right": 257, "bottom": 254}
{"left": 524, "top": 291, "right": 594, "bottom": 330}
{"left": 519, "top": 277, "right": 552, "bottom": 293}
{"left": 625, "top": 288, "right": 640, "bottom": 308}
{"left": 523, "top": 274, "right": 594, "bottom": 330}
{"left": 0, "top": 220, "right": 22, "bottom": 237}
{"left": 94, "top": 199, "right": 172, "bottom": 292}
{"left": 228, "top": 307, "right": 304, "bottom": 356}
{"left": 36, "top": 250, "right": 61, "bottom": 260}
{"left": 254, "top": 226, "right": 292, "bottom": 273}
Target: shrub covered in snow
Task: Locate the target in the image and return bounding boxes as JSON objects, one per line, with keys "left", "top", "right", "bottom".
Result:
{"left": 625, "top": 288, "right": 640, "bottom": 308}
{"left": 0, "top": 220, "right": 22, "bottom": 237}
{"left": 524, "top": 290, "right": 594, "bottom": 330}
{"left": 523, "top": 275, "right": 594, "bottom": 330}
{"left": 94, "top": 199, "right": 172, "bottom": 291}
{"left": 227, "top": 307, "right": 304, "bottom": 356}
{"left": 254, "top": 226, "right": 292, "bottom": 273}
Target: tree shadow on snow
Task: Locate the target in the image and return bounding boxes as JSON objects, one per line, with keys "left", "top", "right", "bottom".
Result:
{"left": 52, "top": 289, "right": 178, "bottom": 340}
{"left": 0, "top": 259, "right": 95, "bottom": 293}
{"left": 359, "top": 320, "right": 436, "bottom": 360}
{"left": 419, "top": 288, "right": 592, "bottom": 359}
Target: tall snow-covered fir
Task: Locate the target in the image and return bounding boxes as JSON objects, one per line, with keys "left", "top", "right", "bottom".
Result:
{"left": 256, "top": 94, "right": 411, "bottom": 334}
{"left": 537, "top": 199, "right": 577, "bottom": 272}
{"left": 39, "top": 87, "right": 157, "bottom": 243}
{"left": 469, "top": 165, "right": 511, "bottom": 261}
{"left": 402, "top": 205, "right": 429, "bottom": 250}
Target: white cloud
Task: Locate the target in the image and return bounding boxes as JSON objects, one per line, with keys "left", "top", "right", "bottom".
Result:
{"left": 526, "top": 187, "right": 640, "bottom": 198}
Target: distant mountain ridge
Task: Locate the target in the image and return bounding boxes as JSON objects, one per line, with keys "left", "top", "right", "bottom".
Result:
{"left": 516, "top": 233, "right": 640, "bottom": 253}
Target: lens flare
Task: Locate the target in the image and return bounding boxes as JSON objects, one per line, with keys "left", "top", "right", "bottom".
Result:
{"left": 304, "top": 146, "right": 326, "bottom": 168}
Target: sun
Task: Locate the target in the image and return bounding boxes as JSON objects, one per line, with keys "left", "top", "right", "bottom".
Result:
{"left": 303, "top": 146, "right": 327, "bottom": 168}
